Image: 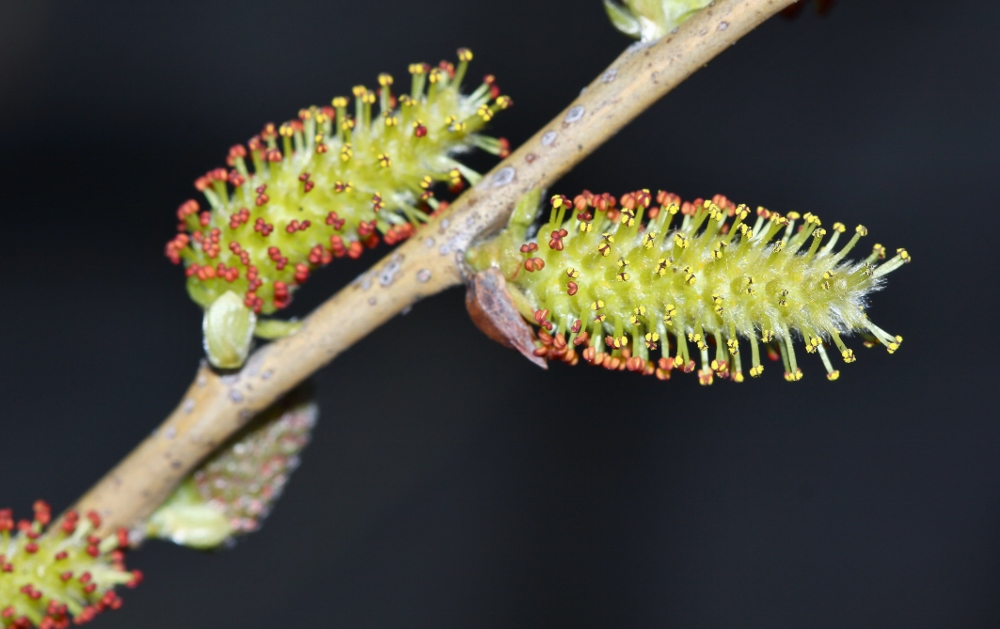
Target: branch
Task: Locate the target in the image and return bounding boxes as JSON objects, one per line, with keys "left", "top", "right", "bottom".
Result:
{"left": 71, "top": 0, "right": 796, "bottom": 536}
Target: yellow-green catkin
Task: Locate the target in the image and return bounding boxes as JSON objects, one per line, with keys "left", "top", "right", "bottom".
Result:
{"left": 165, "top": 49, "right": 511, "bottom": 318}
{"left": 0, "top": 502, "right": 140, "bottom": 628}
{"left": 467, "top": 190, "right": 909, "bottom": 385}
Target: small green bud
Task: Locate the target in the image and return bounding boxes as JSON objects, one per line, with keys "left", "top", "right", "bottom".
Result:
{"left": 604, "top": 0, "right": 714, "bottom": 42}
{"left": 145, "top": 480, "right": 235, "bottom": 550}
{"left": 203, "top": 291, "right": 256, "bottom": 369}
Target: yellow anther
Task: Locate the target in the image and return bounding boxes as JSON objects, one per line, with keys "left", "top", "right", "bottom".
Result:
{"left": 495, "top": 95, "right": 513, "bottom": 109}
{"left": 842, "top": 349, "right": 856, "bottom": 363}
{"left": 645, "top": 332, "right": 659, "bottom": 343}
{"left": 551, "top": 195, "right": 567, "bottom": 208}
{"left": 674, "top": 234, "right": 688, "bottom": 248}
{"left": 655, "top": 258, "right": 669, "bottom": 276}
{"left": 832, "top": 222, "right": 846, "bottom": 233}
{"left": 617, "top": 272, "right": 630, "bottom": 282}
{"left": 477, "top": 104, "right": 494, "bottom": 121}
{"left": 594, "top": 313, "right": 607, "bottom": 323}
{"left": 887, "top": 335, "right": 903, "bottom": 354}
{"left": 457, "top": 48, "right": 473, "bottom": 62}
{"left": 428, "top": 68, "right": 443, "bottom": 83}
{"left": 617, "top": 258, "right": 629, "bottom": 268}
{"left": 579, "top": 221, "right": 593, "bottom": 233}
{"left": 761, "top": 330, "right": 774, "bottom": 343}
{"left": 787, "top": 211, "right": 801, "bottom": 220}
{"left": 420, "top": 175, "right": 434, "bottom": 189}
{"left": 727, "top": 338, "right": 739, "bottom": 354}
{"left": 340, "top": 144, "right": 353, "bottom": 162}
{"left": 684, "top": 271, "right": 696, "bottom": 285}
{"left": 813, "top": 228, "right": 826, "bottom": 239}
{"left": 378, "top": 73, "right": 394, "bottom": 87}
{"left": 663, "top": 305, "right": 676, "bottom": 324}
{"left": 408, "top": 63, "right": 426, "bottom": 74}
{"left": 567, "top": 268, "right": 580, "bottom": 279}
{"left": 736, "top": 204, "right": 750, "bottom": 220}
{"left": 750, "top": 365, "right": 764, "bottom": 377}
{"left": 872, "top": 243, "right": 886, "bottom": 259}
{"left": 590, "top": 300, "right": 605, "bottom": 310}
{"left": 377, "top": 153, "right": 392, "bottom": 168}
{"left": 897, "top": 248, "right": 911, "bottom": 262}
{"left": 331, "top": 96, "right": 348, "bottom": 108}
{"left": 666, "top": 203, "right": 679, "bottom": 215}
{"left": 642, "top": 232, "right": 657, "bottom": 248}
{"left": 444, "top": 115, "right": 457, "bottom": 126}
{"left": 620, "top": 209, "right": 635, "bottom": 227}
{"left": 856, "top": 224, "right": 868, "bottom": 236}
{"left": 772, "top": 240, "right": 785, "bottom": 254}
{"left": 711, "top": 248, "right": 723, "bottom": 260}
{"left": 451, "top": 121, "right": 466, "bottom": 132}
{"left": 384, "top": 115, "right": 399, "bottom": 127}
{"left": 634, "top": 306, "right": 646, "bottom": 317}
{"left": 352, "top": 85, "right": 367, "bottom": 98}
{"left": 279, "top": 123, "right": 294, "bottom": 137}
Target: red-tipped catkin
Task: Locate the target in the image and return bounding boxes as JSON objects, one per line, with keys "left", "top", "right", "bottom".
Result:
{"left": 467, "top": 190, "right": 909, "bottom": 384}
{"left": 0, "top": 502, "right": 139, "bottom": 628}
{"left": 167, "top": 48, "right": 511, "bottom": 315}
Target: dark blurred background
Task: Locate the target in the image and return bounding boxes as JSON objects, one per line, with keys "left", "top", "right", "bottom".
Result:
{"left": 1, "top": 1, "right": 997, "bottom": 627}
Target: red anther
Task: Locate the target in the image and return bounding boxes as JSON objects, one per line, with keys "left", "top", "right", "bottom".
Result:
{"left": 128, "top": 570, "right": 144, "bottom": 588}
{"left": 330, "top": 235, "right": 346, "bottom": 257}
{"left": 326, "top": 212, "right": 346, "bottom": 230}
{"left": 497, "top": 137, "right": 510, "bottom": 158}
{"left": 247, "top": 135, "right": 263, "bottom": 152}
{"left": 24, "top": 542, "right": 38, "bottom": 554}
{"left": 347, "top": 241, "right": 364, "bottom": 259}
{"left": 298, "top": 172, "right": 310, "bottom": 182}
{"left": 438, "top": 60, "right": 455, "bottom": 78}
{"left": 321, "top": 105, "right": 335, "bottom": 119}
{"left": 289, "top": 119, "right": 304, "bottom": 133}
{"left": 54, "top": 550, "right": 69, "bottom": 561}
{"left": 194, "top": 176, "right": 210, "bottom": 192}
{"left": 414, "top": 124, "right": 427, "bottom": 138}
{"left": 573, "top": 331, "right": 590, "bottom": 347}
{"left": 226, "top": 144, "right": 247, "bottom": 166}
{"left": 681, "top": 200, "right": 697, "bottom": 216}
{"left": 227, "top": 170, "right": 245, "bottom": 187}
{"left": 255, "top": 184, "right": 267, "bottom": 194}
{"left": 566, "top": 281, "right": 578, "bottom": 296}
{"left": 208, "top": 167, "right": 227, "bottom": 182}
{"left": 635, "top": 190, "right": 652, "bottom": 208}
{"left": 315, "top": 143, "right": 328, "bottom": 154}
{"left": 533, "top": 347, "right": 549, "bottom": 358}
{"left": 260, "top": 123, "right": 277, "bottom": 140}
{"left": 32, "top": 500, "right": 51, "bottom": 526}
{"left": 285, "top": 220, "right": 300, "bottom": 234}
{"left": 371, "top": 193, "right": 384, "bottom": 213}
{"left": 86, "top": 545, "right": 99, "bottom": 557}
{"left": 198, "top": 212, "right": 211, "bottom": 227}
{"left": 357, "top": 220, "right": 377, "bottom": 238}
{"left": 293, "top": 263, "right": 309, "bottom": 284}
{"left": 1, "top": 563, "right": 11, "bottom": 573}
{"left": 570, "top": 320, "right": 582, "bottom": 334}
{"left": 303, "top": 180, "right": 315, "bottom": 193}
{"left": 255, "top": 193, "right": 269, "bottom": 206}
{"left": 524, "top": 257, "right": 544, "bottom": 272}
{"left": 627, "top": 356, "right": 645, "bottom": 372}
{"left": 1, "top": 606, "right": 13, "bottom": 618}
{"left": 264, "top": 148, "right": 282, "bottom": 163}
{"left": 84, "top": 583, "right": 97, "bottom": 594}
